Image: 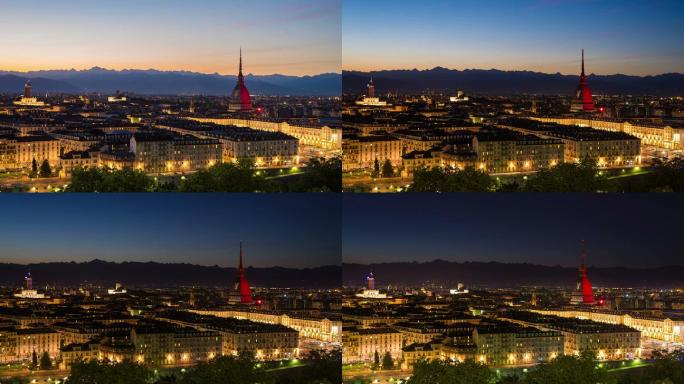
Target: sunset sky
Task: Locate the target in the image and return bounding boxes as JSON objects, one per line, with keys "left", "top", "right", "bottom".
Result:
{"left": 0, "top": 195, "right": 341, "bottom": 268}
{"left": 343, "top": 0, "right": 684, "bottom": 76}
{"left": 0, "top": 0, "right": 341, "bottom": 76}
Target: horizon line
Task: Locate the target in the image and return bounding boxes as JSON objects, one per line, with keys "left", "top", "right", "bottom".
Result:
{"left": 342, "top": 66, "right": 682, "bottom": 78}
{"left": 342, "top": 259, "right": 683, "bottom": 269}
{"left": 0, "top": 66, "right": 342, "bottom": 78}
{"left": 0, "top": 259, "right": 340, "bottom": 270}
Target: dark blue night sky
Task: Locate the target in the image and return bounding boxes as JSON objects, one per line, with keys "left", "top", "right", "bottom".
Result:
{"left": 0, "top": 195, "right": 341, "bottom": 268}
{"left": 343, "top": 194, "right": 683, "bottom": 268}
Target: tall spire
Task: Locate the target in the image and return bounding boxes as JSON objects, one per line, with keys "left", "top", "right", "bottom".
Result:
{"left": 239, "top": 240, "right": 243, "bottom": 271}
{"left": 239, "top": 47, "right": 243, "bottom": 78}
{"left": 581, "top": 49, "right": 585, "bottom": 76}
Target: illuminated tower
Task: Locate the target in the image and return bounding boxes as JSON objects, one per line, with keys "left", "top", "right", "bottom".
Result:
{"left": 366, "top": 271, "right": 375, "bottom": 290}
{"left": 229, "top": 242, "right": 253, "bottom": 304}
{"left": 24, "top": 271, "right": 32, "bottom": 290}
{"left": 228, "top": 48, "right": 253, "bottom": 113}
{"left": 570, "top": 49, "right": 595, "bottom": 112}
{"left": 24, "top": 80, "right": 32, "bottom": 98}
{"left": 367, "top": 77, "right": 375, "bottom": 98}
{"left": 571, "top": 241, "right": 595, "bottom": 305}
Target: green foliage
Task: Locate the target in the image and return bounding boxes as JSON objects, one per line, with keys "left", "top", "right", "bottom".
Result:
{"left": 373, "top": 350, "right": 380, "bottom": 368}
{"left": 373, "top": 158, "right": 380, "bottom": 178}
{"left": 382, "top": 351, "right": 394, "bottom": 370}
{"left": 382, "top": 159, "right": 394, "bottom": 178}
{"left": 30, "top": 158, "right": 38, "bottom": 178}
{"left": 521, "top": 351, "right": 615, "bottom": 384}
{"left": 522, "top": 158, "right": 614, "bottom": 192}
{"left": 409, "top": 166, "right": 496, "bottom": 192}
{"left": 634, "top": 349, "right": 684, "bottom": 384}
{"left": 275, "top": 349, "right": 342, "bottom": 384}
{"left": 179, "top": 159, "right": 275, "bottom": 192}
{"left": 39, "top": 351, "right": 52, "bottom": 369}
{"left": 0, "top": 378, "right": 28, "bottom": 384}
{"left": 649, "top": 157, "right": 684, "bottom": 191}
{"left": 407, "top": 359, "right": 496, "bottom": 384}
{"left": 289, "top": 156, "right": 342, "bottom": 192}
{"left": 31, "top": 350, "right": 38, "bottom": 367}
{"left": 39, "top": 159, "right": 52, "bottom": 178}
{"left": 67, "top": 360, "right": 154, "bottom": 384}
{"left": 176, "top": 353, "right": 274, "bottom": 384}
{"left": 66, "top": 167, "right": 155, "bottom": 192}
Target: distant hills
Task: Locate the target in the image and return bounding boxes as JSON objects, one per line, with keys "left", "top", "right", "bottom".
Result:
{"left": 343, "top": 68, "right": 684, "bottom": 96}
{"left": 343, "top": 260, "right": 684, "bottom": 289}
{"left": 0, "top": 68, "right": 341, "bottom": 96}
{"left": 0, "top": 260, "right": 340, "bottom": 289}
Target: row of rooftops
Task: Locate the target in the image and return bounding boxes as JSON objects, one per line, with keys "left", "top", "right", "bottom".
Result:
{"left": 157, "top": 118, "right": 297, "bottom": 142}
{"left": 503, "top": 118, "right": 640, "bottom": 141}
{"left": 157, "top": 311, "right": 298, "bottom": 334}
{"left": 501, "top": 311, "right": 640, "bottom": 334}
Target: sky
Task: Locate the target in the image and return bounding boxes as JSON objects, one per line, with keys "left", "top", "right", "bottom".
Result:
{"left": 343, "top": 194, "right": 683, "bottom": 268}
{"left": 343, "top": 0, "right": 684, "bottom": 75}
{"left": 0, "top": 195, "right": 340, "bottom": 268}
{"left": 0, "top": 0, "right": 341, "bottom": 76}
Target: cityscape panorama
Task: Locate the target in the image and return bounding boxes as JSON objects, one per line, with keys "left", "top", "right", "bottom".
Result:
{"left": 1, "top": 1, "right": 684, "bottom": 384}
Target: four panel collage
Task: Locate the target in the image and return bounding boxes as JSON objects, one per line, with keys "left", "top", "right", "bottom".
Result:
{"left": 1, "top": 1, "right": 683, "bottom": 383}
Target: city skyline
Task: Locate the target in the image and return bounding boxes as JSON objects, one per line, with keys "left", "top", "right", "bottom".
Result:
{"left": 0, "top": 195, "right": 341, "bottom": 268}
{"left": 343, "top": 0, "right": 684, "bottom": 76}
{"left": 342, "top": 194, "right": 684, "bottom": 268}
{"left": 0, "top": 0, "right": 341, "bottom": 76}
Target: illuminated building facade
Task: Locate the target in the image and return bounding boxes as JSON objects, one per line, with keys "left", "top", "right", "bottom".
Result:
{"left": 189, "top": 309, "right": 341, "bottom": 343}
{"left": 342, "top": 134, "right": 402, "bottom": 171}
{"left": 502, "top": 312, "right": 640, "bottom": 360}
{"left": 342, "top": 327, "right": 403, "bottom": 363}
{"left": 189, "top": 117, "right": 341, "bottom": 150}
{"left": 13, "top": 80, "right": 47, "bottom": 107}
{"left": 531, "top": 309, "right": 684, "bottom": 343}
{"left": 532, "top": 117, "right": 684, "bottom": 150}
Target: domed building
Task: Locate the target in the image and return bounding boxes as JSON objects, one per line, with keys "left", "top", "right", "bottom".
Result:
{"left": 228, "top": 49, "right": 253, "bottom": 113}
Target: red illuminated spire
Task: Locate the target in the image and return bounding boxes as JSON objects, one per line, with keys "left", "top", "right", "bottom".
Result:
{"left": 230, "top": 48, "right": 252, "bottom": 112}
{"left": 571, "top": 49, "right": 595, "bottom": 112}
{"left": 579, "top": 241, "right": 595, "bottom": 304}
{"left": 237, "top": 241, "right": 253, "bottom": 304}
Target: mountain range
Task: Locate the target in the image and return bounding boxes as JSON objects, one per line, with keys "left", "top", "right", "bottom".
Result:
{"left": 0, "top": 68, "right": 341, "bottom": 96}
{"left": 343, "top": 68, "right": 684, "bottom": 96}
{"left": 0, "top": 260, "right": 340, "bottom": 289}
{"left": 343, "top": 260, "right": 684, "bottom": 289}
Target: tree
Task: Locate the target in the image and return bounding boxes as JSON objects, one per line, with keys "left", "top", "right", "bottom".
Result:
{"left": 176, "top": 352, "right": 274, "bottom": 384}
{"left": 288, "top": 156, "right": 342, "bottom": 192}
{"left": 373, "top": 350, "right": 380, "bottom": 369}
{"left": 274, "top": 349, "right": 341, "bottom": 384}
{"left": 382, "top": 351, "right": 394, "bottom": 370}
{"left": 648, "top": 157, "right": 684, "bottom": 191}
{"left": 382, "top": 159, "right": 394, "bottom": 178}
{"left": 39, "top": 351, "right": 51, "bottom": 370}
{"left": 31, "top": 350, "right": 38, "bottom": 367}
{"left": 521, "top": 351, "right": 616, "bottom": 384}
{"left": 30, "top": 158, "right": 38, "bottom": 178}
{"left": 409, "top": 166, "right": 496, "bottom": 192}
{"left": 637, "top": 349, "right": 684, "bottom": 384}
{"left": 66, "top": 167, "right": 155, "bottom": 192}
{"left": 67, "top": 360, "right": 153, "bottom": 384}
{"left": 407, "top": 359, "right": 495, "bottom": 384}
{"left": 372, "top": 158, "right": 380, "bottom": 178}
{"left": 522, "top": 158, "right": 614, "bottom": 192}
{"left": 39, "top": 159, "right": 52, "bottom": 178}
{"left": 179, "top": 160, "right": 275, "bottom": 192}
